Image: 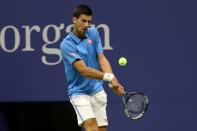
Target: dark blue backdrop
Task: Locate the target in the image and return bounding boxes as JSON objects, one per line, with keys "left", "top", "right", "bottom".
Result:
{"left": 0, "top": 0, "right": 197, "bottom": 131}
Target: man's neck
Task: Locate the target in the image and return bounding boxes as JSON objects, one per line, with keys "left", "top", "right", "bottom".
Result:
{"left": 73, "top": 28, "right": 85, "bottom": 39}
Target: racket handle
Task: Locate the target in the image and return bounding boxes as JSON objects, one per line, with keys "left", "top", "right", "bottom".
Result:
{"left": 123, "top": 92, "right": 130, "bottom": 97}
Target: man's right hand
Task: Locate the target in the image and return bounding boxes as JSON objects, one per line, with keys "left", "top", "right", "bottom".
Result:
{"left": 110, "top": 77, "right": 119, "bottom": 88}
{"left": 109, "top": 77, "right": 125, "bottom": 96}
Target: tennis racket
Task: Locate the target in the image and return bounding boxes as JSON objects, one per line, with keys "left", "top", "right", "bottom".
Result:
{"left": 122, "top": 92, "right": 149, "bottom": 120}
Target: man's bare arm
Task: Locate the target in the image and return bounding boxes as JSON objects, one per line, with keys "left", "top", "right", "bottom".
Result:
{"left": 73, "top": 59, "right": 104, "bottom": 80}
{"left": 98, "top": 53, "right": 119, "bottom": 85}
{"left": 98, "top": 53, "right": 125, "bottom": 95}
{"left": 98, "top": 53, "right": 113, "bottom": 73}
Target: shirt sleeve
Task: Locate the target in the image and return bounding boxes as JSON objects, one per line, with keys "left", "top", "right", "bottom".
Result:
{"left": 94, "top": 29, "right": 103, "bottom": 55}
{"left": 60, "top": 41, "right": 81, "bottom": 65}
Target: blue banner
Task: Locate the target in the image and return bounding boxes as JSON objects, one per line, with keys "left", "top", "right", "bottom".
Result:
{"left": 0, "top": 0, "right": 197, "bottom": 131}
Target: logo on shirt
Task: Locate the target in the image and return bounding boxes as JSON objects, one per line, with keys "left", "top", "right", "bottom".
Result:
{"left": 70, "top": 52, "right": 77, "bottom": 57}
{"left": 87, "top": 38, "right": 93, "bottom": 44}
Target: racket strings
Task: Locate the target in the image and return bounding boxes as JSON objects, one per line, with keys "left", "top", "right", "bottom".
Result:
{"left": 124, "top": 94, "right": 148, "bottom": 119}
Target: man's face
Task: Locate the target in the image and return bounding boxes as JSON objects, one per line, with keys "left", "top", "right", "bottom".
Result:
{"left": 73, "top": 14, "right": 92, "bottom": 36}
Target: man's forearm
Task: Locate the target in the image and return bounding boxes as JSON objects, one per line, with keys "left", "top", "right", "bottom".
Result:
{"left": 99, "top": 54, "right": 113, "bottom": 73}
{"left": 73, "top": 59, "right": 114, "bottom": 82}
{"left": 79, "top": 66, "right": 114, "bottom": 83}
{"left": 79, "top": 66, "right": 104, "bottom": 80}
{"left": 98, "top": 54, "right": 121, "bottom": 86}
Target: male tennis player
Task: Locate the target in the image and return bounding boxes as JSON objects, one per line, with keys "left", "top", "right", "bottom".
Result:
{"left": 60, "top": 4, "right": 124, "bottom": 131}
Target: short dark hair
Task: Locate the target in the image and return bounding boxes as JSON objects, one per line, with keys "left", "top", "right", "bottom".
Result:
{"left": 73, "top": 4, "right": 92, "bottom": 18}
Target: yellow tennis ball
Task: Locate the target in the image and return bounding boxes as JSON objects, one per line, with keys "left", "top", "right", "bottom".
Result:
{"left": 119, "top": 57, "right": 127, "bottom": 66}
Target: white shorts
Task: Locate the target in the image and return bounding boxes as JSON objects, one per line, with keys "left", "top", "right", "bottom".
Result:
{"left": 70, "top": 90, "right": 108, "bottom": 127}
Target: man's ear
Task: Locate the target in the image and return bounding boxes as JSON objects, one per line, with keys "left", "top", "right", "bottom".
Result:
{"left": 73, "top": 17, "right": 77, "bottom": 24}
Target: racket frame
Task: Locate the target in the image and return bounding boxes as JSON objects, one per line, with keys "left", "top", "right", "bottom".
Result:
{"left": 122, "top": 92, "right": 149, "bottom": 120}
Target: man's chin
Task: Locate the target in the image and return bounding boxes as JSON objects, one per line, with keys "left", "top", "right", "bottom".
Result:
{"left": 78, "top": 31, "right": 86, "bottom": 38}
{"left": 81, "top": 30, "right": 87, "bottom": 35}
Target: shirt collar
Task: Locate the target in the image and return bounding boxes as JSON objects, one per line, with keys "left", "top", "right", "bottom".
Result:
{"left": 70, "top": 32, "right": 81, "bottom": 44}
{"left": 69, "top": 30, "right": 88, "bottom": 45}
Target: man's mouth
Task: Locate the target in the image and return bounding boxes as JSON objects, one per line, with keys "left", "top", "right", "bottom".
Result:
{"left": 82, "top": 28, "right": 87, "bottom": 31}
